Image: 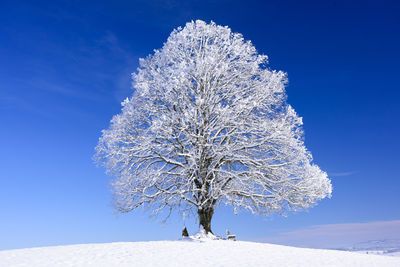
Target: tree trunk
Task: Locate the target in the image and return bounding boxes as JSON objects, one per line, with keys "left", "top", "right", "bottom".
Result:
{"left": 197, "top": 206, "right": 214, "bottom": 234}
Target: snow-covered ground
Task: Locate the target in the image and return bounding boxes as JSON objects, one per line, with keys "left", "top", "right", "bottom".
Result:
{"left": 1, "top": 240, "right": 400, "bottom": 267}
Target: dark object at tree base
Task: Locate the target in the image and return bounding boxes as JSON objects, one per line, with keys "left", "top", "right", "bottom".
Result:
{"left": 227, "top": 235, "right": 236, "bottom": 241}
{"left": 182, "top": 226, "right": 189, "bottom": 237}
{"left": 226, "top": 230, "right": 236, "bottom": 241}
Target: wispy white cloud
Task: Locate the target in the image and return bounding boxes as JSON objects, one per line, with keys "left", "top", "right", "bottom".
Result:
{"left": 27, "top": 78, "right": 103, "bottom": 102}
{"left": 2, "top": 30, "right": 138, "bottom": 118}
{"left": 0, "top": 96, "right": 52, "bottom": 117}
{"left": 260, "top": 220, "right": 400, "bottom": 249}
{"left": 329, "top": 171, "right": 358, "bottom": 177}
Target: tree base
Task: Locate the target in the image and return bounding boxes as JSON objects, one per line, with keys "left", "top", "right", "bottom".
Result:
{"left": 187, "top": 226, "right": 221, "bottom": 241}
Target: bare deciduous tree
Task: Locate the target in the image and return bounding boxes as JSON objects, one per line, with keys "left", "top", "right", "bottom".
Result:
{"left": 95, "top": 20, "right": 332, "bottom": 234}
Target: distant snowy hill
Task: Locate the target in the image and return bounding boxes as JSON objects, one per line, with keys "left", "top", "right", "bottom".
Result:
{"left": 1, "top": 240, "right": 400, "bottom": 267}
{"left": 334, "top": 239, "right": 400, "bottom": 257}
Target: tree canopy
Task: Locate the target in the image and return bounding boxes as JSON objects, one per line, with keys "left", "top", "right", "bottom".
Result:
{"left": 95, "top": 20, "right": 332, "bottom": 233}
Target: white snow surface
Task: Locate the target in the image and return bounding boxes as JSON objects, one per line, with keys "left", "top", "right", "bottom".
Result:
{"left": 1, "top": 240, "right": 400, "bottom": 267}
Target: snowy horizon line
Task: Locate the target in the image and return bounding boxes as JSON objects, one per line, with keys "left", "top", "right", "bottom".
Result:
{"left": 258, "top": 219, "right": 400, "bottom": 249}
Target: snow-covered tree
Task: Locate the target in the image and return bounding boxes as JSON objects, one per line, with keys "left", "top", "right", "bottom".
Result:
{"left": 95, "top": 20, "right": 332, "bottom": 234}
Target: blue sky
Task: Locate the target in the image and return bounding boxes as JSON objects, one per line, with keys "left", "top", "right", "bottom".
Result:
{"left": 1, "top": 0, "right": 399, "bottom": 250}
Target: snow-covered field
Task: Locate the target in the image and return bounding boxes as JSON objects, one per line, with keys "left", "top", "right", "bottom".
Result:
{"left": 1, "top": 240, "right": 400, "bottom": 267}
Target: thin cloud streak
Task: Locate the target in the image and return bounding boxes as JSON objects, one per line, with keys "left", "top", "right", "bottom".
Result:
{"left": 329, "top": 171, "right": 358, "bottom": 177}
